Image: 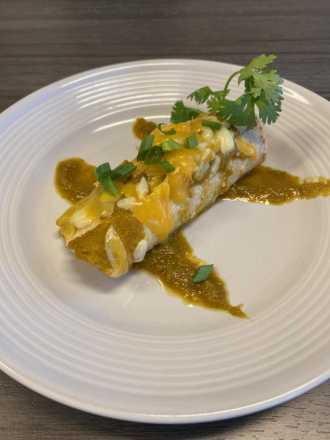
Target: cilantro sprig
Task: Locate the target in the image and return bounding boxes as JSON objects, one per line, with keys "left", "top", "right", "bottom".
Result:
{"left": 171, "top": 54, "right": 283, "bottom": 128}
{"left": 170, "top": 100, "right": 201, "bottom": 123}
{"left": 202, "top": 120, "right": 222, "bottom": 131}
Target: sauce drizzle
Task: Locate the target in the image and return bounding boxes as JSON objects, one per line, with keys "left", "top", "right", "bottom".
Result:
{"left": 138, "top": 231, "right": 245, "bottom": 317}
{"left": 55, "top": 157, "right": 330, "bottom": 316}
{"left": 133, "top": 118, "right": 157, "bottom": 140}
{"left": 55, "top": 158, "right": 96, "bottom": 203}
{"left": 225, "top": 165, "right": 330, "bottom": 204}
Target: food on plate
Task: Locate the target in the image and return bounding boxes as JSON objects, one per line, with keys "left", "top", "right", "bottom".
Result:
{"left": 57, "top": 116, "right": 266, "bottom": 277}
{"left": 55, "top": 54, "right": 330, "bottom": 315}
{"left": 56, "top": 54, "right": 281, "bottom": 279}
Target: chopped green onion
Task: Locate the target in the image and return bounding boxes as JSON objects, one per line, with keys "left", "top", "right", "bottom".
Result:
{"left": 202, "top": 120, "right": 222, "bottom": 131}
{"left": 143, "top": 146, "right": 164, "bottom": 164}
{"left": 192, "top": 264, "right": 214, "bottom": 283}
{"left": 163, "top": 128, "right": 176, "bottom": 135}
{"left": 158, "top": 123, "right": 176, "bottom": 136}
{"left": 186, "top": 133, "right": 198, "bottom": 149}
{"left": 161, "top": 139, "right": 181, "bottom": 152}
{"left": 111, "top": 162, "right": 136, "bottom": 180}
{"left": 137, "top": 134, "right": 154, "bottom": 161}
{"left": 95, "top": 162, "right": 119, "bottom": 197}
{"left": 102, "top": 176, "right": 120, "bottom": 196}
{"left": 141, "top": 146, "right": 175, "bottom": 173}
{"left": 160, "top": 160, "right": 175, "bottom": 173}
{"left": 95, "top": 162, "right": 111, "bottom": 180}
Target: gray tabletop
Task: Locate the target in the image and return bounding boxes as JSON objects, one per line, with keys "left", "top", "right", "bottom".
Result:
{"left": 0, "top": 0, "right": 329, "bottom": 438}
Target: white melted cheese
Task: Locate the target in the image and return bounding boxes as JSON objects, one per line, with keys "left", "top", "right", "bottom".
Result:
{"left": 136, "top": 176, "right": 149, "bottom": 199}
{"left": 117, "top": 197, "right": 136, "bottom": 210}
{"left": 216, "top": 126, "right": 235, "bottom": 154}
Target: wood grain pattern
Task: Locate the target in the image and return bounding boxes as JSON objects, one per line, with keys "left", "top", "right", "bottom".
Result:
{"left": 0, "top": 0, "right": 329, "bottom": 438}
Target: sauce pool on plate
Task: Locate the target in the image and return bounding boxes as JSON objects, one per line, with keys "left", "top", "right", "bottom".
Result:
{"left": 55, "top": 157, "right": 240, "bottom": 315}
{"left": 55, "top": 155, "right": 330, "bottom": 316}
{"left": 138, "top": 231, "right": 245, "bottom": 317}
{"left": 224, "top": 165, "right": 330, "bottom": 204}
{"left": 55, "top": 158, "right": 96, "bottom": 203}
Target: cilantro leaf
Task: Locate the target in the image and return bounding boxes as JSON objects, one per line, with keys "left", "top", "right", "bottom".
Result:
{"left": 256, "top": 94, "right": 282, "bottom": 124}
{"left": 202, "top": 120, "right": 222, "bottom": 131}
{"left": 206, "top": 91, "right": 228, "bottom": 113}
{"left": 250, "top": 71, "right": 282, "bottom": 100}
{"left": 238, "top": 54, "right": 277, "bottom": 82}
{"left": 182, "top": 54, "right": 283, "bottom": 128}
{"left": 219, "top": 95, "right": 257, "bottom": 128}
{"left": 170, "top": 100, "right": 200, "bottom": 123}
{"left": 188, "top": 86, "right": 214, "bottom": 104}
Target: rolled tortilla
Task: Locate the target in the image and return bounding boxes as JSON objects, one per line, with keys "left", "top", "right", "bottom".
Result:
{"left": 57, "top": 115, "right": 266, "bottom": 277}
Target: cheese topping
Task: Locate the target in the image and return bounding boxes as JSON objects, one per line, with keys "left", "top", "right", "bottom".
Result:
{"left": 119, "top": 116, "right": 240, "bottom": 239}
{"left": 56, "top": 115, "right": 260, "bottom": 275}
{"left": 132, "top": 178, "right": 174, "bottom": 240}
{"left": 235, "top": 136, "right": 256, "bottom": 159}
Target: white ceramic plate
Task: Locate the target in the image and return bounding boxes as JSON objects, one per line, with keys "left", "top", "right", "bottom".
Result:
{"left": 0, "top": 59, "right": 329, "bottom": 424}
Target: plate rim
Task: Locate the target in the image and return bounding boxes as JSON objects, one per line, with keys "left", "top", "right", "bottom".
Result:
{"left": 1, "top": 354, "right": 329, "bottom": 424}
{"left": 0, "top": 58, "right": 329, "bottom": 424}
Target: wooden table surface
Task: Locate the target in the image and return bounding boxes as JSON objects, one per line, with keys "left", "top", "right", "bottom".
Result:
{"left": 0, "top": 0, "right": 329, "bottom": 438}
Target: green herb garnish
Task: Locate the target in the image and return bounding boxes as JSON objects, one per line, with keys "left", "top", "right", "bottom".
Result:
{"left": 202, "top": 120, "right": 222, "bottom": 131}
{"left": 95, "top": 162, "right": 119, "bottom": 197}
{"left": 186, "top": 133, "right": 198, "bottom": 149}
{"left": 172, "top": 54, "right": 283, "bottom": 128}
{"left": 161, "top": 139, "right": 181, "bottom": 151}
{"left": 159, "top": 160, "right": 175, "bottom": 173}
{"left": 192, "top": 264, "right": 214, "bottom": 283}
{"left": 170, "top": 100, "right": 201, "bottom": 123}
{"left": 135, "top": 134, "right": 176, "bottom": 172}
{"left": 163, "top": 128, "right": 176, "bottom": 135}
{"left": 111, "top": 162, "right": 136, "bottom": 180}
{"left": 142, "top": 146, "right": 176, "bottom": 173}
{"left": 95, "top": 162, "right": 111, "bottom": 180}
{"left": 96, "top": 161, "right": 135, "bottom": 195}
{"left": 143, "top": 146, "right": 164, "bottom": 164}
{"left": 189, "top": 86, "right": 213, "bottom": 104}
{"left": 158, "top": 124, "right": 176, "bottom": 135}
{"left": 137, "top": 134, "right": 154, "bottom": 160}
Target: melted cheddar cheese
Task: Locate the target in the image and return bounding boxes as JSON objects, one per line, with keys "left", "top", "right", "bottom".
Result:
{"left": 132, "top": 179, "right": 173, "bottom": 240}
